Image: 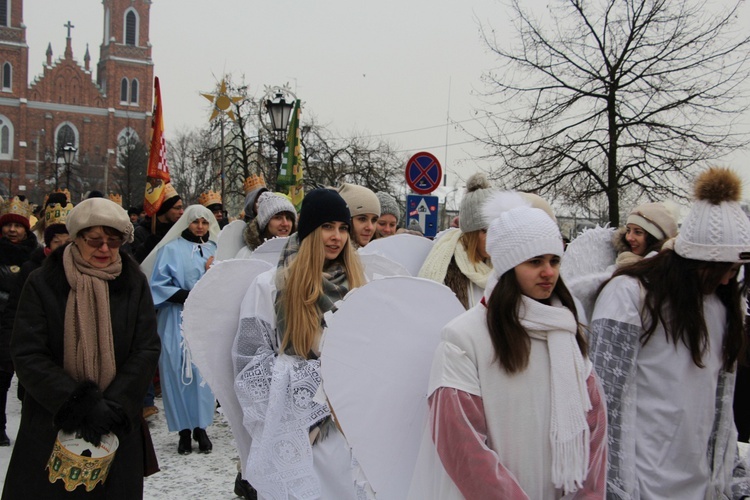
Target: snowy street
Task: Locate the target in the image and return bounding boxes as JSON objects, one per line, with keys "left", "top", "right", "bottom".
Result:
{"left": 1, "top": 377, "right": 244, "bottom": 499}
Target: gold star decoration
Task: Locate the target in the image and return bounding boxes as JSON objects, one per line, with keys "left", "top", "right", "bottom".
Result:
{"left": 201, "top": 79, "right": 242, "bottom": 121}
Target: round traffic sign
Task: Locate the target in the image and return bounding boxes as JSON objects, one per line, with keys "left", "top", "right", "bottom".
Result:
{"left": 405, "top": 152, "right": 442, "bottom": 195}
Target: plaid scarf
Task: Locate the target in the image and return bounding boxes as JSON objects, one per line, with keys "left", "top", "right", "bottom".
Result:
{"left": 274, "top": 233, "right": 350, "bottom": 355}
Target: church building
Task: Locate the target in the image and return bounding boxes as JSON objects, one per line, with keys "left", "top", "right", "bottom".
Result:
{"left": 0, "top": 0, "right": 154, "bottom": 202}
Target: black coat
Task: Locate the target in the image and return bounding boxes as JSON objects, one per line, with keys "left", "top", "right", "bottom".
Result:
{"left": 1, "top": 247, "right": 161, "bottom": 500}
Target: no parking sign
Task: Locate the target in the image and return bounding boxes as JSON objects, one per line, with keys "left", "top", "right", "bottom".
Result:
{"left": 405, "top": 152, "right": 442, "bottom": 195}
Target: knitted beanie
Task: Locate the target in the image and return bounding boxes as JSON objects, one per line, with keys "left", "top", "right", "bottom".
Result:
{"left": 376, "top": 192, "right": 400, "bottom": 224}
{"left": 520, "top": 192, "right": 558, "bottom": 223}
{"left": 256, "top": 192, "right": 297, "bottom": 232}
{"left": 483, "top": 191, "right": 564, "bottom": 278}
{"left": 627, "top": 201, "right": 678, "bottom": 240}
{"left": 67, "top": 198, "right": 135, "bottom": 243}
{"left": 459, "top": 173, "right": 494, "bottom": 233}
{"left": 675, "top": 167, "right": 750, "bottom": 263}
{"left": 297, "top": 188, "right": 351, "bottom": 242}
{"left": 336, "top": 183, "right": 380, "bottom": 217}
{"left": 156, "top": 184, "right": 181, "bottom": 216}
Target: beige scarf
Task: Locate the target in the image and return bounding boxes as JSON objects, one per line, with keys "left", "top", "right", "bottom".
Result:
{"left": 419, "top": 228, "right": 491, "bottom": 288}
{"left": 63, "top": 243, "right": 121, "bottom": 390}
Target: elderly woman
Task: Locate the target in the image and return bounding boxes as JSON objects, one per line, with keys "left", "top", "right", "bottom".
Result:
{"left": 2, "top": 198, "right": 161, "bottom": 499}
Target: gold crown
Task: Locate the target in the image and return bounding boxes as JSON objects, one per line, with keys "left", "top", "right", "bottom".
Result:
{"left": 163, "top": 182, "right": 178, "bottom": 201}
{"left": 243, "top": 174, "right": 266, "bottom": 194}
{"left": 47, "top": 431, "right": 119, "bottom": 492}
{"left": 1, "top": 196, "right": 33, "bottom": 220}
{"left": 198, "top": 190, "right": 222, "bottom": 207}
{"left": 108, "top": 193, "right": 122, "bottom": 206}
{"left": 45, "top": 202, "right": 74, "bottom": 226}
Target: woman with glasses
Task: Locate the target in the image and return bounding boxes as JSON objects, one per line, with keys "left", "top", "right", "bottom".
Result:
{"left": 143, "top": 205, "right": 219, "bottom": 456}
{"left": 3, "top": 198, "right": 161, "bottom": 499}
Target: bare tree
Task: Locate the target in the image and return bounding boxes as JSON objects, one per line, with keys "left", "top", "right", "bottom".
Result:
{"left": 114, "top": 136, "right": 148, "bottom": 208}
{"left": 478, "top": 0, "right": 750, "bottom": 224}
{"left": 167, "top": 128, "right": 216, "bottom": 205}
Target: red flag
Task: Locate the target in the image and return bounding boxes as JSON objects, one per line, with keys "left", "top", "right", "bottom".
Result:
{"left": 143, "top": 77, "right": 171, "bottom": 217}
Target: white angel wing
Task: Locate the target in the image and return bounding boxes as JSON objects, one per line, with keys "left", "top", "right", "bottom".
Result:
{"left": 215, "top": 220, "right": 247, "bottom": 262}
{"left": 321, "top": 277, "right": 465, "bottom": 500}
{"left": 359, "top": 234, "right": 434, "bottom": 277}
{"left": 181, "top": 258, "right": 273, "bottom": 477}
{"left": 359, "top": 253, "right": 411, "bottom": 279}
{"left": 245, "top": 236, "right": 288, "bottom": 266}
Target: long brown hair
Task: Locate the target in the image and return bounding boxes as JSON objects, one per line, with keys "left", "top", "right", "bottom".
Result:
{"left": 610, "top": 249, "right": 744, "bottom": 371}
{"left": 279, "top": 227, "right": 365, "bottom": 358}
{"left": 486, "top": 270, "right": 587, "bottom": 374}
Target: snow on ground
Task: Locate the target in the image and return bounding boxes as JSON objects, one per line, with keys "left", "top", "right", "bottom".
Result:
{"left": 1, "top": 376, "right": 243, "bottom": 499}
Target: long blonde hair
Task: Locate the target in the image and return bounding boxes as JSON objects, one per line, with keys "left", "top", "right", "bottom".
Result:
{"left": 460, "top": 229, "right": 487, "bottom": 265}
{"left": 279, "top": 227, "right": 365, "bottom": 357}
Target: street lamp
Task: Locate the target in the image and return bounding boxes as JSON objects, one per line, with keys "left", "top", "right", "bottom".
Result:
{"left": 62, "top": 143, "right": 77, "bottom": 190}
{"left": 265, "top": 92, "right": 294, "bottom": 188}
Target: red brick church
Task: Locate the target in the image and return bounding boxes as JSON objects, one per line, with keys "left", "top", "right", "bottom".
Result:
{"left": 0, "top": 0, "right": 153, "bottom": 202}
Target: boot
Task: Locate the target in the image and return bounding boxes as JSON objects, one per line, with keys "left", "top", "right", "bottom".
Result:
{"left": 178, "top": 429, "right": 192, "bottom": 455}
{"left": 193, "top": 427, "right": 212, "bottom": 453}
{"left": 0, "top": 428, "right": 9, "bottom": 447}
{"left": 234, "top": 472, "right": 258, "bottom": 499}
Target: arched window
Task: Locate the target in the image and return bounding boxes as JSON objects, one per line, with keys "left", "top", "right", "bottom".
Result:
{"left": 120, "top": 77, "right": 129, "bottom": 103}
{"left": 0, "top": 115, "right": 14, "bottom": 159}
{"left": 130, "top": 79, "right": 138, "bottom": 104}
{"left": 124, "top": 9, "right": 138, "bottom": 46}
{"left": 2, "top": 62, "right": 11, "bottom": 90}
{"left": 55, "top": 123, "right": 78, "bottom": 157}
{"left": 0, "top": 0, "right": 8, "bottom": 28}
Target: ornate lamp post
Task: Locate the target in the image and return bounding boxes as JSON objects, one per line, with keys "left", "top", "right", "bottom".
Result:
{"left": 62, "top": 143, "right": 77, "bottom": 191}
{"left": 262, "top": 88, "right": 295, "bottom": 189}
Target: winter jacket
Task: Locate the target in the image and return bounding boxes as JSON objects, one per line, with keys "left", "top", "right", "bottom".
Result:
{"left": 2, "top": 247, "right": 161, "bottom": 500}
{"left": 132, "top": 217, "right": 174, "bottom": 263}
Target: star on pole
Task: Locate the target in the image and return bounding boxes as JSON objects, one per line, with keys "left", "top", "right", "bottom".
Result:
{"left": 201, "top": 79, "right": 242, "bottom": 121}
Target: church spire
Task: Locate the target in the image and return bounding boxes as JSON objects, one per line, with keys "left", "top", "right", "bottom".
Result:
{"left": 46, "top": 43, "right": 53, "bottom": 66}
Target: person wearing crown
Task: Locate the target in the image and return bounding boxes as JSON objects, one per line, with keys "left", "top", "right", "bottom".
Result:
{"left": 1, "top": 198, "right": 74, "bottom": 437}
{"left": 242, "top": 174, "right": 268, "bottom": 222}
{"left": 0, "top": 196, "right": 38, "bottom": 446}
{"left": 132, "top": 183, "right": 184, "bottom": 263}
{"left": 199, "top": 190, "right": 228, "bottom": 229}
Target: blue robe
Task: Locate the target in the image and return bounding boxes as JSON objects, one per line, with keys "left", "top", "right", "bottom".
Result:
{"left": 150, "top": 237, "right": 217, "bottom": 432}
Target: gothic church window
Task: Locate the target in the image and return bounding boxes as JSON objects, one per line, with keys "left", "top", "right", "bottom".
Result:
{"left": 55, "top": 123, "right": 77, "bottom": 157}
{"left": 0, "top": 0, "right": 8, "bottom": 27}
{"left": 0, "top": 115, "right": 14, "bottom": 159}
{"left": 121, "top": 78, "right": 129, "bottom": 103}
{"left": 130, "top": 79, "right": 139, "bottom": 104}
{"left": 2, "top": 62, "right": 11, "bottom": 90}
{"left": 125, "top": 9, "right": 138, "bottom": 46}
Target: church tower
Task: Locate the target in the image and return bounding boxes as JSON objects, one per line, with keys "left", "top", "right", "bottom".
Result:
{"left": 0, "top": 0, "right": 28, "bottom": 99}
{"left": 97, "top": 0, "right": 153, "bottom": 113}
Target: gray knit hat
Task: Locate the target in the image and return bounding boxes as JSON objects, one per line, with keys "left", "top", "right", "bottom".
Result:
{"left": 459, "top": 173, "right": 494, "bottom": 233}
{"left": 375, "top": 192, "right": 400, "bottom": 224}
{"left": 66, "top": 198, "right": 134, "bottom": 243}
{"left": 336, "top": 183, "right": 380, "bottom": 217}
{"left": 256, "top": 192, "right": 297, "bottom": 232}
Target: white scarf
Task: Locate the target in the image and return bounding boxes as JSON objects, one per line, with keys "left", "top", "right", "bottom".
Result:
{"left": 419, "top": 228, "right": 491, "bottom": 288}
{"left": 518, "top": 295, "right": 592, "bottom": 493}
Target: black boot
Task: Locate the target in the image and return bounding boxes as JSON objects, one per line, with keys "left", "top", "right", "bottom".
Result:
{"left": 234, "top": 472, "right": 258, "bottom": 499}
{"left": 178, "top": 429, "right": 192, "bottom": 455}
{"left": 193, "top": 427, "right": 212, "bottom": 453}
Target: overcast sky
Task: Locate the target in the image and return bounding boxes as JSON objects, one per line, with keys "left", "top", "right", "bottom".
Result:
{"left": 22, "top": 0, "right": 750, "bottom": 197}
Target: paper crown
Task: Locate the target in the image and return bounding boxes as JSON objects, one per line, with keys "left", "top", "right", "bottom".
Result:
{"left": 45, "top": 202, "right": 74, "bottom": 226}
{"left": 243, "top": 174, "right": 266, "bottom": 194}
{"left": 47, "top": 431, "right": 119, "bottom": 492}
{"left": 1, "top": 196, "right": 33, "bottom": 220}
{"left": 163, "top": 182, "right": 178, "bottom": 201}
{"left": 198, "top": 190, "right": 222, "bottom": 207}
{"left": 108, "top": 193, "right": 122, "bottom": 206}
{"left": 43, "top": 189, "right": 71, "bottom": 207}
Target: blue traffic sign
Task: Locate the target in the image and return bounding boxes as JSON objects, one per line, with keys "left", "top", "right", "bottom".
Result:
{"left": 406, "top": 195, "right": 439, "bottom": 238}
{"left": 405, "top": 152, "right": 442, "bottom": 195}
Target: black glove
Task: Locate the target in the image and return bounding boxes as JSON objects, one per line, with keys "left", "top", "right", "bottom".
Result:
{"left": 80, "top": 399, "right": 126, "bottom": 447}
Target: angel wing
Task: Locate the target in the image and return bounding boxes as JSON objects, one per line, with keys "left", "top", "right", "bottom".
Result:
{"left": 215, "top": 220, "right": 247, "bottom": 262}
{"left": 359, "top": 234, "right": 434, "bottom": 277}
{"left": 320, "top": 277, "right": 465, "bottom": 500}
{"left": 181, "top": 258, "right": 273, "bottom": 477}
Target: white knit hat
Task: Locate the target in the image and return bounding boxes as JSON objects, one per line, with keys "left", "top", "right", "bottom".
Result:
{"left": 256, "top": 192, "right": 297, "bottom": 232}
{"left": 459, "top": 172, "right": 494, "bottom": 233}
{"left": 675, "top": 167, "right": 750, "bottom": 263}
{"left": 483, "top": 191, "right": 564, "bottom": 279}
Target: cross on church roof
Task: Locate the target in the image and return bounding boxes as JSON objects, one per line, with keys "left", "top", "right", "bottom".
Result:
{"left": 64, "top": 20, "right": 75, "bottom": 39}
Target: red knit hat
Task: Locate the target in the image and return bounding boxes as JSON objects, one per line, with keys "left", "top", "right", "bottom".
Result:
{"left": 0, "top": 196, "right": 32, "bottom": 231}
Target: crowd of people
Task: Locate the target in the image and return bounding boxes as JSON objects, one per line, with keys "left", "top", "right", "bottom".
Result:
{"left": 0, "top": 166, "right": 749, "bottom": 499}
